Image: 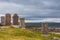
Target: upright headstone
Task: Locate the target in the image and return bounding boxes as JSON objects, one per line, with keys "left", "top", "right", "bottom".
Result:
{"left": 5, "top": 13, "right": 11, "bottom": 25}
{"left": 1, "top": 16, "right": 5, "bottom": 25}
{"left": 20, "top": 18, "right": 25, "bottom": 28}
{"left": 13, "top": 14, "right": 19, "bottom": 25}
{"left": 41, "top": 22, "right": 48, "bottom": 35}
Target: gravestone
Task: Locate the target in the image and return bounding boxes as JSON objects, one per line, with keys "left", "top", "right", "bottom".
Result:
{"left": 20, "top": 18, "right": 25, "bottom": 28}
{"left": 5, "top": 13, "right": 11, "bottom": 25}
{"left": 1, "top": 16, "right": 5, "bottom": 25}
{"left": 41, "top": 22, "right": 48, "bottom": 35}
{"left": 13, "top": 14, "right": 19, "bottom": 25}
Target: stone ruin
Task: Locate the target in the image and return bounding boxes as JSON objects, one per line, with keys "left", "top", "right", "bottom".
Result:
{"left": 41, "top": 22, "right": 48, "bottom": 35}
{"left": 5, "top": 13, "right": 11, "bottom": 25}
{"left": 0, "top": 13, "right": 25, "bottom": 28}
{"left": 20, "top": 18, "right": 25, "bottom": 28}
{"left": 13, "top": 14, "right": 19, "bottom": 25}
{"left": 1, "top": 16, "right": 5, "bottom": 25}
{"left": 0, "top": 13, "right": 60, "bottom": 34}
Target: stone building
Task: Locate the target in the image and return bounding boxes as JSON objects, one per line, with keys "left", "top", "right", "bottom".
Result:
{"left": 20, "top": 18, "right": 25, "bottom": 28}
{"left": 1, "top": 16, "right": 5, "bottom": 25}
{"left": 13, "top": 14, "right": 19, "bottom": 25}
{"left": 5, "top": 13, "right": 11, "bottom": 25}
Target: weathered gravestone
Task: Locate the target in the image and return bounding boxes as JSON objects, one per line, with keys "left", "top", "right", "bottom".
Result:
{"left": 1, "top": 16, "right": 5, "bottom": 25}
{"left": 13, "top": 14, "right": 19, "bottom": 25}
{"left": 41, "top": 22, "right": 48, "bottom": 35}
{"left": 20, "top": 18, "right": 25, "bottom": 28}
{"left": 5, "top": 13, "right": 11, "bottom": 25}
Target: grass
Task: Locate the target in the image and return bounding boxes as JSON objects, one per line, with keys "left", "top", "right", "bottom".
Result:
{"left": 49, "top": 32, "right": 60, "bottom": 38}
{"left": 0, "top": 26, "right": 52, "bottom": 40}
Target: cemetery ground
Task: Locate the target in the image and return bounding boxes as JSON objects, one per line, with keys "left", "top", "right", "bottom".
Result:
{"left": 0, "top": 26, "right": 60, "bottom": 40}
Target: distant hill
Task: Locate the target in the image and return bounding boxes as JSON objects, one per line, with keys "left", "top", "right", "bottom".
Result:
{"left": 25, "top": 22, "right": 60, "bottom": 27}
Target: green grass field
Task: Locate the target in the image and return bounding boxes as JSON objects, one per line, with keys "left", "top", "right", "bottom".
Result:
{"left": 49, "top": 32, "right": 60, "bottom": 38}
{"left": 0, "top": 26, "right": 59, "bottom": 40}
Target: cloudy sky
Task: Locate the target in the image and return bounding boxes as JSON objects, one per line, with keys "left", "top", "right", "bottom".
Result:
{"left": 0, "top": 0, "right": 60, "bottom": 22}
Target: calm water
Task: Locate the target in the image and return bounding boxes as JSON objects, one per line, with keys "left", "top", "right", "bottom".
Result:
{"left": 25, "top": 22, "right": 60, "bottom": 27}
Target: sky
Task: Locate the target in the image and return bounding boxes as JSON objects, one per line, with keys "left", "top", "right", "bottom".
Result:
{"left": 0, "top": 0, "right": 60, "bottom": 22}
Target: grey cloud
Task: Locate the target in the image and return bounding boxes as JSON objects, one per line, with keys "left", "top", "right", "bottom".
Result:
{"left": 0, "top": 0, "right": 60, "bottom": 19}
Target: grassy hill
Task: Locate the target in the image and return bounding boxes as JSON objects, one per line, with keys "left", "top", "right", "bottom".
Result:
{"left": 0, "top": 26, "right": 54, "bottom": 40}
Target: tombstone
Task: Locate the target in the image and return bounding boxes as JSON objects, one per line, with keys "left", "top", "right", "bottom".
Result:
{"left": 5, "top": 13, "right": 11, "bottom": 25}
{"left": 20, "top": 18, "right": 25, "bottom": 28}
{"left": 13, "top": 14, "right": 19, "bottom": 25}
{"left": 41, "top": 22, "right": 48, "bottom": 35}
{"left": 1, "top": 16, "right": 5, "bottom": 25}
